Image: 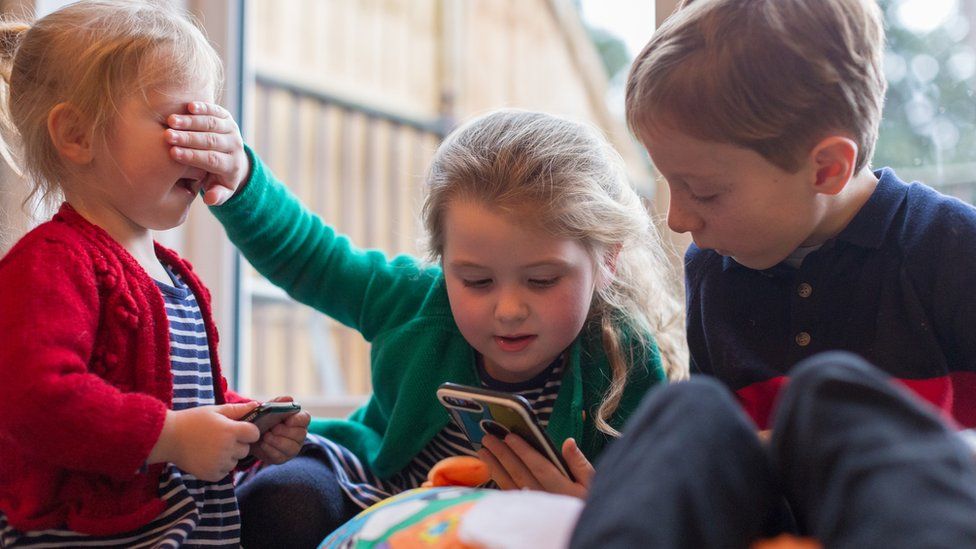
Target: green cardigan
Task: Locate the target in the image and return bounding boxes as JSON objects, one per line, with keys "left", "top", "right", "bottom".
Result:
{"left": 211, "top": 149, "right": 666, "bottom": 479}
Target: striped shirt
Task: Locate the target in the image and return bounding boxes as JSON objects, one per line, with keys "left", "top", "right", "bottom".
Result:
{"left": 303, "top": 357, "right": 565, "bottom": 509}
{"left": 0, "top": 265, "right": 240, "bottom": 547}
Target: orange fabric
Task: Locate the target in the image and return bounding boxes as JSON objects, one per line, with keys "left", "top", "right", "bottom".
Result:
{"left": 751, "top": 534, "right": 822, "bottom": 549}
{"left": 422, "top": 456, "right": 491, "bottom": 488}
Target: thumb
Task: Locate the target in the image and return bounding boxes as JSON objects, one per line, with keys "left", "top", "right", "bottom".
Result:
{"left": 203, "top": 183, "right": 234, "bottom": 206}
{"left": 562, "top": 438, "right": 595, "bottom": 487}
{"left": 216, "top": 401, "right": 260, "bottom": 420}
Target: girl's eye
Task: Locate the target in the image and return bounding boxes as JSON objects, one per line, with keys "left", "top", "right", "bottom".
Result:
{"left": 529, "top": 277, "right": 559, "bottom": 288}
{"left": 690, "top": 193, "right": 719, "bottom": 204}
{"left": 462, "top": 278, "right": 492, "bottom": 289}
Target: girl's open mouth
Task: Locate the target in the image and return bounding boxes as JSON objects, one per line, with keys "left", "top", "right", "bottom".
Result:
{"left": 494, "top": 335, "right": 536, "bottom": 352}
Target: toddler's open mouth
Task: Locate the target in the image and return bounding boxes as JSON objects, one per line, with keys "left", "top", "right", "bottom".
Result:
{"left": 177, "top": 177, "right": 201, "bottom": 195}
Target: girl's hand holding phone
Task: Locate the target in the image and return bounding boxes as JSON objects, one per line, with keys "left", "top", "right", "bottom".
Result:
{"left": 478, "top": 434, "right": 595, "bottom": 498}
{"left": 148, "top": 402, "right": 261, "bottom": 482}
{"left": 166, "top": 101, "right": 248, "bottom": 206}
{"left": 248, "top": 396, "right": 311, "bottom": 465}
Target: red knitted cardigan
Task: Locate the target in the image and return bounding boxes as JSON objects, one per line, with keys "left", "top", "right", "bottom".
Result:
{"left": 0, "top": 204, "right": 247, "bottom": 535}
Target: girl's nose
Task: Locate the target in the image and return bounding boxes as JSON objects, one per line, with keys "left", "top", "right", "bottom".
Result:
{"left": 494, "top": 289, "right": 529, "bottom": 323}
{"left": 667, "top": 194, "right": 704, "bottom": 234}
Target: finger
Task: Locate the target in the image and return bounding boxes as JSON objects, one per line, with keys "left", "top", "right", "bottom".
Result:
{"left": 260, "top": 442, "right": 288, "bottom": 464}
{"left": 221, "top": 460, "right": 236, "bottom": 478}
{"left": 217, "top": 401, "right": 260, "bottom": 420}
{"left": 501, "top": 434, "right": 559, "bottom": 491}
{"left": 170, "top": 146, "right": 236, "bottom": 176}
{"left": 167, "top": 112, "right": 237, "bottom": 134}
{"left": 233, "top": 442, "right": 251, "bottom": 461}
{"left": 203, "top": 183, "right": 234, "bottom": 206}
{"left": 260, "top": 439, "right": 291, "bottom": 463}
{"left": 264, "top": 432, "right": 302, "bottom": 457}
{"left": 270, "top": 424, "right": 308, "bottom": 442}
{"left": 477, "top": 447, "right": 516, "bottom": 490}
{"left": 234, "top": 421, "right": 261, "bottom": 444}
{"left": 283, "top": 411, "right": 311, "bottom": 428}
{"left": 166, "top": 128, "right": 241, "bottom": 153}
{"left": 562, "top": 438, "right": 595, "bottom": 492}
{"left": 187, "top": 101, "right": 232, "bottom": 119}
{"left": 484, "top": 434, "right": 542, "bottom": 490}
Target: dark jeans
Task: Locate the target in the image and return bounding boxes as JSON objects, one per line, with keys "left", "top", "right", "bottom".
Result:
{"left": 570, "top": 351, "right": 976, "bottom": 549}
{"left": 236, "top": 454, "right": 360, "bottom": 549}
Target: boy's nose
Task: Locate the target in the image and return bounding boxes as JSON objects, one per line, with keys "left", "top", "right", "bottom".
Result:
{"left": 667, "top": 196, "right": 704, "bottom": 234}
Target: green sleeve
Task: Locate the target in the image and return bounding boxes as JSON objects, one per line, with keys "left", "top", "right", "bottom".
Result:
{"left": 210, "top": 147, "right": 440, "bottom": 339}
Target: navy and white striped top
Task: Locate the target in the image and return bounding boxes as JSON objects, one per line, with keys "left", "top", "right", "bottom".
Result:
{"left": 0, "top": 265, "right": 241, "bottom": 548}
{"left": 300, "top": 357, "right": 565, "bottom": 509}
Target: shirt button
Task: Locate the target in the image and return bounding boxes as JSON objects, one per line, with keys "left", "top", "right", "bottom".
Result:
{"left": 795, "top": 332, "right": 812, "bottom": 347}
{"left": 797, "top": 283, "right": 813, "bottom": 298}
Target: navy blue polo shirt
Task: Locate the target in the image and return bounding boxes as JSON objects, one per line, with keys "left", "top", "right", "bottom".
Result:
{"left": 686, "top": 168, "right": 976, "bottom": 429}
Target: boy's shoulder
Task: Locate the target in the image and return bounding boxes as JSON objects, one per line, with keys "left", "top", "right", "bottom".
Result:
{"left": 878, "top": 168, "right": 976, "bottom": 256}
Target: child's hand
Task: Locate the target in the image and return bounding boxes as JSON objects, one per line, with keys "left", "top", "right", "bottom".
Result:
{"left": 166, "top": 102, "right": 249, "bottom": 206}
{"left": 248, "top": 396, "right": 311, "bottom": 465}
{"left": 149, "top": 402, "right": 261, "bottom": 482}
{"left": 478, "top": 434, "right": 594, "bottom": 498}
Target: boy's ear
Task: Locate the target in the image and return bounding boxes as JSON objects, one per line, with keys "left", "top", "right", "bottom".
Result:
{"left": 48, "top": 102, "right": 93, "bottom": 165}
{"left": 809, "top": 136, "right": 858, "bottom": 195}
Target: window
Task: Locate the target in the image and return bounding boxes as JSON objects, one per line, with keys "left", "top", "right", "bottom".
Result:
{"left": 875, "top": 0, "right": 976, "bottom": 201}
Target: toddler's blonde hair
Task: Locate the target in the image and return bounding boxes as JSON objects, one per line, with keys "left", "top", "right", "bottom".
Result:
{"left": 0, "top": 0, "right": 223, "bottom": 208}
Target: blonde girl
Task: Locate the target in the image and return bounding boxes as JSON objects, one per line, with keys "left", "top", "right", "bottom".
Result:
{"left": 165, "top": 107, "right": 686, "bottom": 544}
{"left": 0, "top": 1, "right": 308, "bottom": 546}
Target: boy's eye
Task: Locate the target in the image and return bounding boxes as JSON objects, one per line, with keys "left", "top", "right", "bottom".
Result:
{"left": 462, "top": 278, "right": 492, "bottom": 289}
{"left": 529, "top": 277, "right": 559, "bottom": 288}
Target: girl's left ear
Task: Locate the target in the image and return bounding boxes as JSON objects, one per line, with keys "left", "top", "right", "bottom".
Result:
{"left": 599, "top": 244, "right": 622, "bottom": 290}
{"left": 48, "top": 102, "right": 94, "bottom": 165}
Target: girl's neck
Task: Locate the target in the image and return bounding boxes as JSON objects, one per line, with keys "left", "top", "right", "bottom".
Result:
{"left": 65, "top": 192, "right": 169, "bottom": 280}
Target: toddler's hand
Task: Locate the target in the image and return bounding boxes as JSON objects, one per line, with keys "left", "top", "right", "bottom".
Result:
{"left": 478, "top": 435, "right": 594, "bottom": 498}
{"left": 249, "top": 396, "right": 311, "bottom": 465}
{"left": 149, "top": 402, "right": 261, "bottom": 482}
{"left": 166, "top": 102, "right": 249, "bottom": 206}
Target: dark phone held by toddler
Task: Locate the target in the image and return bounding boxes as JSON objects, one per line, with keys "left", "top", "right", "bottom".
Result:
{"left": 240, "top": 401, "right": 301, "bottom": 434}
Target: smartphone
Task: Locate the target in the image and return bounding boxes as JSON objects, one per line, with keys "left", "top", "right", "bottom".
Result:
{"left": 240, "top": 401, "right": 301, "bottom": 434}
{"left": 436, "top": 382, "right": 574, "bottom": 480}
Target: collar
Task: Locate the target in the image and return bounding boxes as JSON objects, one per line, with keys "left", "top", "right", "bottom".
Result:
{"left": 832, "top": 167, "right": 908, "bottom": 249}
{"left": 722, "top": 168, "right": 909, "bottom": 273}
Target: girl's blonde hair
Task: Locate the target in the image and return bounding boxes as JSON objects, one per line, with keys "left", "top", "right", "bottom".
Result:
{"left": 0, "top": 0, "right": 223, "bottom": 209}
{"left": 423, "top": 109, "right": 688, "bottom": 436}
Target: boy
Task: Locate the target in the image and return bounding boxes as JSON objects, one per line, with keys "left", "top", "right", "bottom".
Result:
{"left": 627, "top": 0, "right": 976, "bottom": 430}
{"left": 570, "top": 0, "right": 976, "bottom": 546}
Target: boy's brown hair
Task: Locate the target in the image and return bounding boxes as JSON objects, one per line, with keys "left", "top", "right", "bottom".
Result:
{"left": 626, "top": 0, "right": 886, "bottom": 173}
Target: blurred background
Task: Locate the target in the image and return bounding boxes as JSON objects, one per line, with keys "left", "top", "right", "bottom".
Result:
{"left": 0, "top": 0, "right": 973, "bottom": 417}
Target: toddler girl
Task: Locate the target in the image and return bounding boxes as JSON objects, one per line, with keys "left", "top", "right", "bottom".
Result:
{"left": 0, "top": 2, "right": 308, "bottom": 546}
